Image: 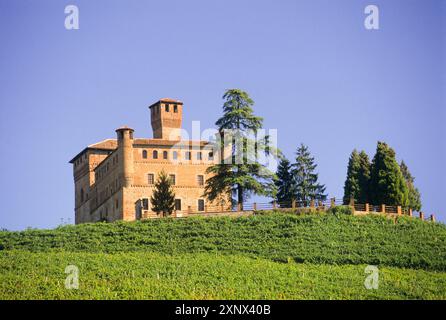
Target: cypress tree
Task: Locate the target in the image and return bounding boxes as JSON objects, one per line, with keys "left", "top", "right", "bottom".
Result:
{"left": 357, "top": 150, "right": 371, "bottom": 203}
{"left": 275, "top": 157, "right": 295, "bottom": 204}
{"left": 343, "top": 150, "right": 361, "bottom": 204}
{"left": 292, "top": 143, "right": 326, "bottom": 204}
{"left": 151, "top": 171, "right": 176, "bottom": 216}
{"left": 369, "top": 142, "right": 409, "bottom": 206}
{"left": 400, "top": 160, "right": 422, "bottom": 211}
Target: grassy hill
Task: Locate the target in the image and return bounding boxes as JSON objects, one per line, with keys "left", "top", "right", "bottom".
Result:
{"left": 1, "top": 210, "right": 445, "bottom": 299}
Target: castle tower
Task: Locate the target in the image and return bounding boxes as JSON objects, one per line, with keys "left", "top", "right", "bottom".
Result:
{"left": 149, "top": 98, "right": 183, "bottom": 140}
{"left": 116, "top": 126, "right": 134, "bottom": 220}
{"left": 116, "top": 126, "right": 134, "bottom": 188}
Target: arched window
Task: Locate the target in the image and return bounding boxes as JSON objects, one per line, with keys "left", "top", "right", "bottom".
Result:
{"left": 153, "top": 150, "right": 158, "bottom": 159}
{"left": 142, "top": 150, "right": 147, "bottom": 159}
{"left": 163, "top": 151, "right": 168, "bottom": 160}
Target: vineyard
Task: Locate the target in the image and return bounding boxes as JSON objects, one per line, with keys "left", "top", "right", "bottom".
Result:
{"left": 1, "top": 210, "right": 445, "bottom": 299}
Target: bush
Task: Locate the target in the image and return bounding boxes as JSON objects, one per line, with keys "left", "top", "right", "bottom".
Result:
{"left": 327, "top": 205, "right": 355, "bottom": 216}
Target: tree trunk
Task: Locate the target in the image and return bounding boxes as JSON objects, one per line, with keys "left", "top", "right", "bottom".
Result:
{"left": 237, "top": 184, "right": 243, "bottom": 211}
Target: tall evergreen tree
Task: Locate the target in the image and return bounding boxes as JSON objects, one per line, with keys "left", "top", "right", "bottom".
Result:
{"left": 343, "top": 150, "right": 361, "bottom": 204}
{"left": 150, "top": 171, "right": 176, "bottom": 216}
{"left": 204, "top": 89, "right": 278, "bottom": 207}
{"left": 357, "top": 150, "right": 371, "bottom": 203}
{"left": 275, "top": 157, "right": 295, "bottom": 204}
{"left": 400, "top": 160, "right": 422, "bottom": 211}
{"left": 369, "top": 142, "right": 409, "bottom": 206}
{"left": 292, "top": 143, "right": 326, "bottom": 204}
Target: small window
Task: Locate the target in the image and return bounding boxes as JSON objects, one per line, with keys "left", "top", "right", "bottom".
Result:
{"left": 208, "top": 152, "right": 214, "bottom": 161}
{"left": 165, "top": 104, "right": 169, "bottom": 112}
{"left": 197, "top": 152, "right": 202, "bottom": 161}
{"left": 153, "top": 150, "right": 158, "bottom": 159}
{"left": 175, "top": 199, "right": 182, "bottom": 211}
{"left": 80, "top": 188, "right": 84, "bottom": 203}
{"left": 142, "top": 198, "right": 149, "bottom": 210}
{"left": 169, "top": 174, "right": 176, "bottom": 185}
{"left": 173, "top": 151, "right": 178, "bottom": 160}
{"left": 198, "top": 199, "right": 205, "bottom": 212}
{"left": 174, "top": 105, "right": 178, "bottom": 113}
{"left": 142, "top": 150, "right": 147, "bottom": 159}
{"left": 197, "top": 175, "right": 204, "bottom": 186}
{"left": 185, "top": 151, "right": 191, "bottom": 160}
{"left": 115, "top": 199, "right": 119, "bottom": 209}
{"left": 148, "top": 173, "right": 154, "bottom": 185}
{"left": 163, "top": 151, "right": 168, "bottom": 160}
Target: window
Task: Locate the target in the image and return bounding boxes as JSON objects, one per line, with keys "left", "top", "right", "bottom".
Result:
{"left": 115, "top": 199, "right": 119, "bottom": 209}
{"left": 185, "top": 151, "right": 191, "bottom": 160}
{"left": 173, "top": 151, "right": 178, "bottom": 160}
{"left": 142, "top": 150, "right": 147, "bottom": 159}
{"left": 175, "top": 199, "right": 182, "bottom": 211}
{"left": 80, "top": 188, "right": 84, "bottom": 203}
{"left": 142, "top": 198, "right": 149, "bottom": 210}
{"left": 163, "top": 151, "right": 168, "bottom": 160}
{"left": 198, "top": 199, "right": 205, "bottom": 212}
{"left": 153, "top": 150, "right": 158, "bottom": 159}
{"left": 174, "top": 105, "right": 178, "bottom": 113}
{"left": 165, "top": 104, "right": 170, "bottom": 112}
{"left": 208, "top": 152, "right": 214, "bottom": 161}
{"left": 169, "top": 174, "right": 176, "bottom": 185}
{"left": 197, "top": 175, "right": 204, "bottom": 186}
{"left": 148, "top": 173, "right": 154, "bottom": 185}
{"left": 197, "top": 152, "right": 202, "bottom": 161}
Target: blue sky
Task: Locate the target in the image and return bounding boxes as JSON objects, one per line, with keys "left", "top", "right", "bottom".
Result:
{"left": 0, "top": 0, "right": 444, "bottom": 230}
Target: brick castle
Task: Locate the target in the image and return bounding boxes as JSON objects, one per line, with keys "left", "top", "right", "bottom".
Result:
{"left": 70, "top": 98, "right": 226, "bottom": 224}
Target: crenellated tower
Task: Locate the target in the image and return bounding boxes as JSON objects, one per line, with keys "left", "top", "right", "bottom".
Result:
{"left": 149, "top": 98, "right": 183, "bottom": 140}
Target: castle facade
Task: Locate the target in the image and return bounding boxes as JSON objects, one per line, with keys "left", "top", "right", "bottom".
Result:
{"left": 70, "top": 98, "right": 224, "bottom": 224}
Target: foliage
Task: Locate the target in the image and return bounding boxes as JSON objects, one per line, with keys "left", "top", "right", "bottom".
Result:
{"left": 1, "top": 213, "right": 445, "bottom": 271}
{"left": 343, "top": 150, "right": 361, "bottom": 204}
{"left": 275, "top": 157, "right": 295, "bottom": 204}
{"left": 150, "top": 171, "right": 175, "bottom": 216}
{"left": 369, "top": 142, "right": 409, "bottom": 207}
{"left": 400, "top": 160, "right": 422, "bottom": 211}
{"left": 327, "top": 205, "right": 355, "bottom": 216}
{"left": 1, "top": 251, "right": 445, "bottom": 300}
{"left": 204, "top": 89, "right": 278, "bottom": 205}
{"left": 292, "top": 144, "right": 326, "bottom": 203}
{"left": 343, "top": 150, "right": 371, "bottom": 204}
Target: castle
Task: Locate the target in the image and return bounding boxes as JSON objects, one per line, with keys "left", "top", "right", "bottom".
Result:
{"left": 70, "top": 98, "right": 225, "bottom": 224}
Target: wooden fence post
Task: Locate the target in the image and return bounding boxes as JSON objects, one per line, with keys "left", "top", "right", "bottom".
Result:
{"left": 365, "top": 203, "right": 369, "bottom": 213}
{"left": 381, "top": 204, "right": 386, "bottom": 214}
{"left": 430, "top": 214, "right": 436, "bottom": 222}
{"left": 397, "top": 206, "right": 402, "bottom": 216}
{"left": 237, "top": 203, "right": 241, "bottom": 212}
{"left": 253, "top": 202, "right": 257, "bottom": 211}
{"left": 292, "top": 199, "right": 296, "bottom": 209}
{"left": 273, "top": 201, "right": 277, "bottom": 209}
{"left": 419, "top": 212, "right": 424, "bottom": 220}
{"left": 408, "top": 208, "right": 413, "bottom": 217}
{"left": 330, "top": 198, "right": 335, "bottom": 208}
{"left": 310, "top": 199, "right": 315, "bottom": 208}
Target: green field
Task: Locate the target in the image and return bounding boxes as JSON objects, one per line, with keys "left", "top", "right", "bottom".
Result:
{"left": 1, "top": 211, "right": 445, "bottom": 299}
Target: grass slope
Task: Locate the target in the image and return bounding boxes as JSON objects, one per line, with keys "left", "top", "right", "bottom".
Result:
{"left": 1, "top": 251, "right": 445, "bottom": 300}
{"left": 1, "top": 212, "right": 445, "bottom": 270}
{"left": 1, "top": 212, "right": 445, "bottom": 299}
